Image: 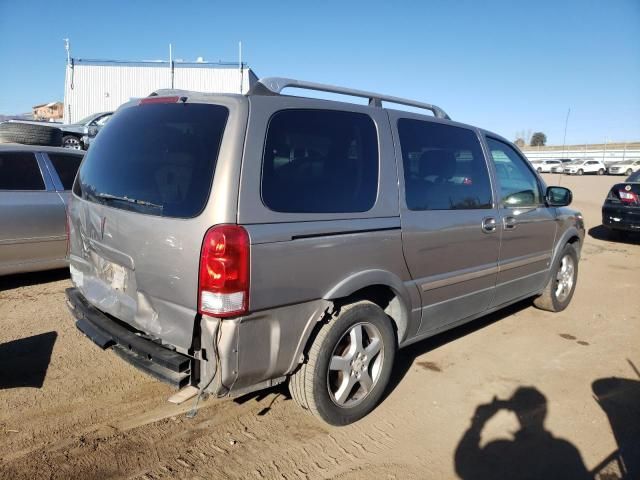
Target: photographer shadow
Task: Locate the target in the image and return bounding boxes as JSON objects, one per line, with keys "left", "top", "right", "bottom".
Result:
{"left": 454, "top": 386, "right": 590, "bottom": 480}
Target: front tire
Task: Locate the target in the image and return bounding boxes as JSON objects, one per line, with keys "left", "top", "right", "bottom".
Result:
{"left": 577, "top": 169, "right": 584, "bottom": 176}
{"left": 289, "top": 301, "right": 396, "bottom": 425}
{"left": 534, "top": 243, "right": 579, "bottom": 312}
{"left": 62, "top": 135, "right": 82, "bottom": 150}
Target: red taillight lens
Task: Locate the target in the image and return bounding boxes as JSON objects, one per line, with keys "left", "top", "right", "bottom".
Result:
{"left": 618, "top": 190, "right": 639, "bottom": 205}
{"left": 138, "top": 96, "right": 181, "bottom": 105}
{"left": 198, "top": 225, "right": 249, "bottom": 317}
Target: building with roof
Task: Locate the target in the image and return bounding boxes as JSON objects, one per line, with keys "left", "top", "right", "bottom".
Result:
{"left": 33, "top": 101, "right": 63, "bottom": 121}
{"left": 63, "top": 58, "right": 258, "bottom": 123}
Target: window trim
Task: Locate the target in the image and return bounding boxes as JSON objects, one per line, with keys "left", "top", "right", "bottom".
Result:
{"left": 42, "top": 152, "right": 83, "bottom": 191}
{"left": 484, "top": 135, "right": 545, "bottom": 209}
{"left": 396, "top": 117, "right": 496, "bottom": 212}
{"left": 259, "top": 108, "right": 381, "bottom": 215}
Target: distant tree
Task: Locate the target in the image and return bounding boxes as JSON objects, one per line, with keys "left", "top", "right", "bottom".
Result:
{"left": 514, "top": 138, "right": 526, "bottom": 148}
{"left": 530, "top": 132, "right": 547, "bottom": 147}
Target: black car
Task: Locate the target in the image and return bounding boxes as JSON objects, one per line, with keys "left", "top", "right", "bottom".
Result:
{"left": 602, "top": 170, "right": 640, "bottom": 238}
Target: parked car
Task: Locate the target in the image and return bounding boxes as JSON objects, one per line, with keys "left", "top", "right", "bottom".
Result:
{"left": 531, "top": 159, "right": 563, "bottom": 173}
{"left": 65, "top": 78, "right": 584, "bottom": 425}
{"left": 59, "top": 112, "right": 112, "bottom": 150}
{"left": 602, "top": 170, "right": 640, "bottom": 238}
{"left": 564, "top": 159, "right": 606, "bottom": 175}
{"left": 607, "top": 159, "right": 640, "bottom": 176}
{"left": 6, "top": 112, "right": 112, "bottom": 150}
{"left": 0, "top": 144, "right": 84, "bottom": 275}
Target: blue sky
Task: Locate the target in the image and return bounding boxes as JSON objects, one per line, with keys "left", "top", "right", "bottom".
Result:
{"left": 0, "top": 0, "right": 638, "bottom": 144}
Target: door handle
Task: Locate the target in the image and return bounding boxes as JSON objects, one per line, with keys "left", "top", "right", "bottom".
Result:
{"left": 503, "top": 216, "right": 517, "bottom": 230}
{"left": 481, "top": 217, "right": 497, "bottom": 233}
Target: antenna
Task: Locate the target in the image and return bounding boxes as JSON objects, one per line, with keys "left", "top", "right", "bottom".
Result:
{"left": 64, "top": 38, "right": 71, "bottom": 64}
{"left": 239, "top": 41, "right": 243, "bottom": 94}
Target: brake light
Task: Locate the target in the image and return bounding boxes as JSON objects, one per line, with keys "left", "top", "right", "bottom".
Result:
{"left": 618, "top": 190, "right": 639, "bottom": 205}
{"left": 138, "top": 96, "right": 181, "bottom": 105}
{"left": 198, "top": 225, "right": 249, "bottom": 317}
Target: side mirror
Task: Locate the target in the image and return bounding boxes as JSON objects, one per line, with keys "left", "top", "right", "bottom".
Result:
{"left": 87, "top": 126, "right": 99, "bottom": 137}
{"left": 546, "top": 186, "right": 572, "bottom": 207}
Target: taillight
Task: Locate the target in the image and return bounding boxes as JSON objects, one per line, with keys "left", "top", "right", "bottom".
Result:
{"left": 198, "top": 225, "right": 249, "bottom": 317}
{"left": 618, "top": 190, "right": 639, "bottom": 205}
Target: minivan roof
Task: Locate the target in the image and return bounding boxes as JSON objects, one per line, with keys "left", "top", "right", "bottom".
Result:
{"left": 144, "top": 77, "right": 515, "bottom": 146}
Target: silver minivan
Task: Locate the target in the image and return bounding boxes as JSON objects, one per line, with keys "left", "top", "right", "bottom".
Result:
{"left": 66, "top": 78, "right": 584, "bottom": 425}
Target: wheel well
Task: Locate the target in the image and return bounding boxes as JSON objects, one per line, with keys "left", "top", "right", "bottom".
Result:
{"left": 567, "top": 235, "right": 580, "bottom": 246}
{"left": 567, "top": 235, "right": 581, "bottom": 251}
{"left": 331, "top": 285, "right": 408, "bottom": 345}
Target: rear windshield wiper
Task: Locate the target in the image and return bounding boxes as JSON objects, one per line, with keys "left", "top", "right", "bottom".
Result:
{"left": 93, "top": 193, "right": 164, "bottom": 212}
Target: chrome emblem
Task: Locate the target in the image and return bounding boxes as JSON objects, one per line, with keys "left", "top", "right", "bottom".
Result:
{"left": 625, "top": 185, "right": 632, "bottom": 191}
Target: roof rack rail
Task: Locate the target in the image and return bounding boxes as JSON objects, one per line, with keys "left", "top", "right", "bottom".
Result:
{"left": 249, "top": 77, "right": 451, "bottom": 120}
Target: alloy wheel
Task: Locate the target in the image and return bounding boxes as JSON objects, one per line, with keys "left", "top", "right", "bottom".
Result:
{"left": 327, "top": 322, "right": 384, "bottom": 408}
{"left": 555, "top": 254, "right": 575, "bottom": 302}
{"left": 63, "top": 137, "right": 82, "bottom": 150}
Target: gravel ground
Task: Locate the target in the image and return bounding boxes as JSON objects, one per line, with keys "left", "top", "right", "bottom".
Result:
{"left": 0, "top": 174, "right": 638, "bottom": 479}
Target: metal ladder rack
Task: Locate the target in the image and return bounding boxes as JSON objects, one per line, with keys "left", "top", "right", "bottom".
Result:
{"left": 249, "top": 77, "right": 451, "bottom": 120}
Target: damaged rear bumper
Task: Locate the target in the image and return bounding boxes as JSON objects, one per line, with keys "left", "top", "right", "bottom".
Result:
{"left": 65, "top": 287, "right": 192, "bottom": 388}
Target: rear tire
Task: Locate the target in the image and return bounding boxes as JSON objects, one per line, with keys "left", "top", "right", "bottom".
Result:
{"left": 626, "top": 168, "right": 633, "bottom": 176}
{"left": 537, "top": 167, "right": 543, "bottom": 173}
{"left": 0, "top": 122, "right": 62, "bottom": 146}
{"left": 534, "top": 243, "right": 579, "bottom": 312}
{"left": 597, "top": 168, "right": 604, "bottom": 175}
{"left": 289, "top": 301, "right": 396, "bottom": 426}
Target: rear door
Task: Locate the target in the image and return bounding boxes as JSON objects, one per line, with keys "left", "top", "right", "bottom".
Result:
{"left": 390, "top": 114, "right": 500, "bottom": 335}
{"left": 0, "top": 150, "right": 67, "bottom": 274}
{"left": 68, "top": 97, "right": 244, "bottom": 351}
{"left": 483, "top": 136, "right": 557, "bottom": 307}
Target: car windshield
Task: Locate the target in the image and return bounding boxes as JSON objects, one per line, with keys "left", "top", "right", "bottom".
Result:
{"left": 74, "top": 113, "right": 102, "bottom": 125}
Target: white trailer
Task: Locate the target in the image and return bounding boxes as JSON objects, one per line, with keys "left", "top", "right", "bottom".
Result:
{"left": 63, "top": 58, "right": 257, "bottom": 123}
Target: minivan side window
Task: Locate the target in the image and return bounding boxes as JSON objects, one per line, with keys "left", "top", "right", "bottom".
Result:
{"left": 48, "top": 153, "right": 82, "bottom": 190}
{"left": 397, "top": 119, "right": 493, "bottom": 210}
{"left": 261, "top": 109, "right": 379, "bottom": 214}
{"left": 0, "top": 152, "right": 45, "bottom": 191}
{"left": 486, "top": 137, "right": 542, "bottom": 207}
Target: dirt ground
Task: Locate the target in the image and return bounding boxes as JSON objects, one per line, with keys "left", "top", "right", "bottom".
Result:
{"left": 1, "top": 174, "right": 638, "bottom": 480}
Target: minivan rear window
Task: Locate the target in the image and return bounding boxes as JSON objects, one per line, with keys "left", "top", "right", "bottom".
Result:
{"left": 74, "top": 103, "right": 228, "bottom": 218}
